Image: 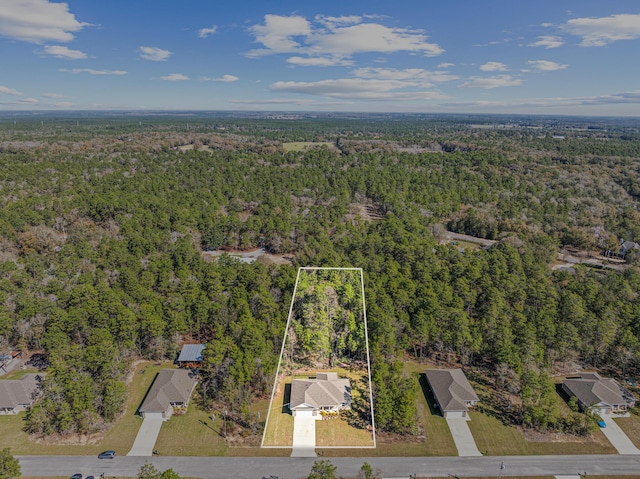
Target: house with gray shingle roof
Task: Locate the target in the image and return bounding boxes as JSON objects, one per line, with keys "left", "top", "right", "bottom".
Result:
{"left": 0, "top": 374, "right": 42, "bottom": 414}
{"left": 562, "top": 372, "right": 635, "bottom": 415}
{"left": 139, "top": 369, "right": 198, "bottom": 419}
{"left": 424, "top": 369, "right": 479, "bottom": 419}
{"left": 289, "top": 372, "right": 351, "bottom": 417}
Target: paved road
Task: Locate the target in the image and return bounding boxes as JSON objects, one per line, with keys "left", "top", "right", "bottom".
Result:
{"left": 17, "top": 454, "right": 640, "bottom": 478}
{"left": 446, "top": 418, "right": 482, "bottom": 456}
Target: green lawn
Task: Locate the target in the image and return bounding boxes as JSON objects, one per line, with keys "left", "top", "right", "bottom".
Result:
{"left": 316, "top": 417, "right": 374, "bottom": 447}
{"left": 154, "top": 403, "right": 228, "bottom": 456}
{"left": 399, "top": 361, "right": 459, "bottom": 456}
{"left": 0, "top": 368, "right": 39, "bottom": 379}
{"left": 262, "top": 376, "right": 294, "bottom": 447}
{"left": 0, "top": 360, "right": 164, "bottom": 455}
{"left": 614, "top": 413, "right": 640, "bottom": 449}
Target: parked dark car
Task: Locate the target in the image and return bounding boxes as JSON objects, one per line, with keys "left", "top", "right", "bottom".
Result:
{"left": 70, "top": 474, "right": 82, "bottom": 479}
{"left": 98, "top": 450, "right": 116, "bottom": 459}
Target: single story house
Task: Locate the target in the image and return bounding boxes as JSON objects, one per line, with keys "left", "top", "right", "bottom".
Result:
{"left": 176, "top": 344, "right": 205, "bottom": 368}
{"left": 424, "top": 368, "right": 479, "bottom": 419}
{"left": 139, "top": 369, "right": 198, "bottom": 419}
{"left": 620, "top": 240, "right": 640, "bottom": 257}
{"left": 562, "top": 372, "right": 635, "bottom": 415}
{"left": 289, "top": 372, "right": 351, "bottom": 418}
{"left": 0, "top": 374, "right": 42, "bottom": 414}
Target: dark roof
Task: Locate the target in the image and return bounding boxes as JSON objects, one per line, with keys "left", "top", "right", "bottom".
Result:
{"left": 139, "top": 369, "right": 198, "bottom": 414}
{"left": 177, "top": 344, "right": 205, "bottom": 363}
{"left": 0, "top": 374, "right": 42, "bottom": 409}
{"left": 425, "top": 369, "right": 479, "bottom": 413}
{"left": 563, "top": 373, "right": 634, "bottom": 408}
{"left": 290, "top": 373, "right": 350, "bottom": 410}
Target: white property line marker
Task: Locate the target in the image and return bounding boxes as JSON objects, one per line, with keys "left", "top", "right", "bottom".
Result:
{"left": 261, "top": 267, "right": 376, "bottom": 448}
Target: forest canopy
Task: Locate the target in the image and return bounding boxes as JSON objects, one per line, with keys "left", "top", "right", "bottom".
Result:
{"left": 0, "top": 113, "right": 639, "bottom": 435}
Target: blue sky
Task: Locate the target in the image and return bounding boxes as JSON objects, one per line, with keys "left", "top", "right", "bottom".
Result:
{"left": 1, "top": 0, "right": 639, "bottom": 115}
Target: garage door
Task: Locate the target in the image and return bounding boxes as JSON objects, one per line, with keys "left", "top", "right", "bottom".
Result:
{"left": 295, "top": 409, "right": 314, "bottom": 418}
{"left": 143, "top": 412, "right": 165, "bottom": 419}
{"left": 445, "top": 411, "right": 465, "bottom": 419}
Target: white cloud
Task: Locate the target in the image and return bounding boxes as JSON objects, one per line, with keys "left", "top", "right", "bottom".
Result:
{"left": 59, "top": 68, "right": 127, "bottom": 75}
{"left": 19, "top": 97, "right": 38, "bottom": 104}
{"left": 528, "top": 60, "right": 568, "bottom": 71}
{"left": 42, "top": 92, "right": 65, "bottom": 98}
{"left": 479, "top": 61, "right": 509, "bottom": 72}
{"left": 248, "top": 14, "right": 311, "bottom": 56}
{"left": 286, "top": 56, "right": 353, "bottom": 67}
{"left": 161, "top": 73, "right": 189, "bottom": 81}
{"left": 0, "top": 85, "right": 24, "bottom": 96}
{"left": 315, "top": 15, "right": 362, "bottom": 28}
{"left": 229, "top": 98, "right": 353, "bottom": 106}
{"left": 528, "top": 35, "right": 564, "bottom": 49}
{"left": 353, "top": 67, "right": 458, "bottom": 85}
{"left": 201, "top": 74, "right": 239, "bottom": 82}
{"left": 39, "top": 45, "right": 87, "bottom": 59}
{"left": 139, "top": 46, "right": 172, "bottom": 61}
{"left": 198, "top": 25, "right": 217, "bottom": 38}
{"left": 562, "top": 13, "right": 640, "bottom": 47}
{"left": 269, "top": 78, "right": 448, "bottom": 101}
{"left": 437, "top": 62, "right": 455, "bottom": 68}
{"left": 0, "top": 0, "right": 87, "bottom": 43}
{"left": 460, "top": 75, "right": 524, "bottom": 89}
{"left": 247, "top": 14, "right": 443, "bottom": 59}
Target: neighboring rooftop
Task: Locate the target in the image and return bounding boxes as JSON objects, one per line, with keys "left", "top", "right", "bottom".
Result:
{"left": 177, "top": 344, "right": 205, "bottom": 363}
{"left": 0, "top": 374, "right": 42, "bottom": 410}
{"left": 139, "top": 369, "right": 198, "bottom": 414}
{"left": 563, "top": 372, "right": 634, "bottom": 408}
{"left": 425, "top": 368, "right": 479, "bottom": 413}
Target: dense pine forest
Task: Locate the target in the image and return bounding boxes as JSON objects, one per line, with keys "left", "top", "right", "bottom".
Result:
{"left": 1, "top": 113, "right": 640, "bottom": 437}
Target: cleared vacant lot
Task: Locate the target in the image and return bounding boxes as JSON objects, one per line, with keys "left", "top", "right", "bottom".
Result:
{"left": 282, "top": 141, "right": 337, "bottom": 152}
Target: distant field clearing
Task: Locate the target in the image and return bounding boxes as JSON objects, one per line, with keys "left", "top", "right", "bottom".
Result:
{"left": 282, "top": 142, "right": 336, "bottom": 152}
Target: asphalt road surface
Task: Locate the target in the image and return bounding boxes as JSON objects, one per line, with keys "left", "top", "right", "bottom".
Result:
{"left": 17, "top": 454, "right": 640, "bottom": 478}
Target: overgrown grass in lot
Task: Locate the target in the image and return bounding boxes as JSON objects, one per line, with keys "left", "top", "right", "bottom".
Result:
{"left": 0, "top": 361, "right": 164, "bottom": 455}
{"left": 468, "top": 411, "right": 616, "bottom": 456}
{"left": 614, "top": 412, "right": 640, "bottom": 449}
{"left": 282, "top": 141, "right": 334, "bottom": 152}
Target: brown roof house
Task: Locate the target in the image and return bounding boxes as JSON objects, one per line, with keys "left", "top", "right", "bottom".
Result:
{"left": 425, "top": 369, "right": 479, "bottom": 419}
{"left": 0, "top": 374, "right": 42, "bottom": 414}
{"left": 562, "top": 372, "right": 635, "bottom": 415}
{"left": 289, "top": 372, "right": 351, "bottom": 418}
{"left": 139, "top": 369, "right": 198, "bottom": 419}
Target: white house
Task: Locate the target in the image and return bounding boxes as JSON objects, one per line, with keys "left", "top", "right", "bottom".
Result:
{"left": 289, "top": 372, "right": 351, "bottom": 418}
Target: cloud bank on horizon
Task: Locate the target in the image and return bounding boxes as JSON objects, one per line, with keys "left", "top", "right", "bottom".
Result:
{"left": 0, "top": 0, "right": 639, "bottom": 115}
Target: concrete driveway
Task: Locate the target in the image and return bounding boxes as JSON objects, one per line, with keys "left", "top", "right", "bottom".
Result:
{"left": 598, "top": 414, "right": 640, "bottom": 455}
{"left": 291, "top": 416, "right": 317, "bottom": 457}
{"left": 446, "top": 418, "right": 482, "bottom": 456}
{"left": 127, "top": 417, "right": 164, "bottom": 456}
